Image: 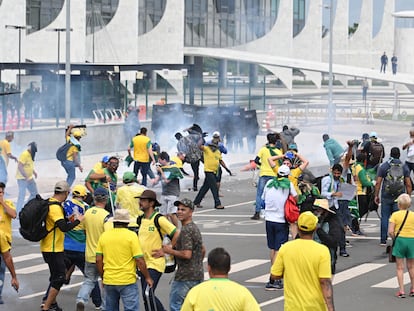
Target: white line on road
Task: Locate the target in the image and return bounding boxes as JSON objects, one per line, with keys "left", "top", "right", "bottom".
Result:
{"left": 20, "top": 282, "right": 83, "bottom": 299}
{"left": 13, "top": 253, "right": 43, "bottom": 263}
{"left": 259, "top": 263, "right": 386, "bottom": 308}
{"left": 371, "top": 272, "right": 411, "bottom": 288}
{"left": 16, "top": 264, "right": 48, "bottom": 274}
{"left": 205, "top": 259, "right": 269, "bottom": 280}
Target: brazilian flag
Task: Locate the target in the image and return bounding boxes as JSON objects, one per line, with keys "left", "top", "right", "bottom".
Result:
{"left": 162, "top": 164, "right": 183, "bottom": 180}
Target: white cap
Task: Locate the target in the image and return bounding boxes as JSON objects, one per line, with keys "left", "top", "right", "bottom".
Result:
{"left": 278, "top": 165, "right": 290, "bottom": 177}
{"left": 213, "top": 131, "right": 220, "bottom": 138}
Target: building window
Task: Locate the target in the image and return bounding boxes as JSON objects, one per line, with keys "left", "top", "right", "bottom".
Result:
{"left": 86, "top": 0, "right": 119, "bottom": 35}
{"left": 138, "top": 0, "right": 167, "bottom": 35}
{"left": 26, "top": 0, "right": 64, "bottom": 33}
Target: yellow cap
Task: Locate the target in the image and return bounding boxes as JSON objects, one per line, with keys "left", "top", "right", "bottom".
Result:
{"left": 72, "top": 184, "right": 87, "bottom": 197}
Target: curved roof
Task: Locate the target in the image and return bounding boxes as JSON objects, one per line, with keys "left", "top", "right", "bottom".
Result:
{"left": 392, "top": 11, "right": 414, "bottom": 18}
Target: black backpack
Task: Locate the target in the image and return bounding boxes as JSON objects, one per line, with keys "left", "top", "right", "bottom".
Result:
{"left": 19, "top": 195, "right": 54, "bottom": 242}
{"left": 136, "top": 213, "right": 176, "bottom": 273}
{"left": 56, "top": 142, "right": 72, "bottom": 162}
{"left": 368, "top": 142, "right": 383, "bottom": 166}
{"left": 383, "top": 163, "right": 405, "bottom": 197}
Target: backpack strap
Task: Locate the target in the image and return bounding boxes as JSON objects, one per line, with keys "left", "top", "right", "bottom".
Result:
{"left": 136, "top": 213, "right": 165, "bottom": 241}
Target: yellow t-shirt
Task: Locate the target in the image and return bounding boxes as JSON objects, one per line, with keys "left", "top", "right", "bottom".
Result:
{"left": 271, "top": 239, "right": 331, "bottom": 311}
{"left": 40, "top": 198, "right": 65, "bottom": 252}
{"left": 171, "top": 156, "right": 183, "bottom": 169}
{"left": 16, "top": 150, "right": 34, "bottom": 180}
{"left": 351, "top": 163, "right": 371, "bottom": 195}
{"left": 389, "top": 210, "right": 414, "bottom": 238}
{"left": 92, "top": 162, "right": 105, "bottom": 175}
{"left": 257, "top": 146, "right": 282, "bottom": 177}
{"left": 81, "top": 206, "right": 112, "bottom": 263}
{"left": 0, "top": 139, "right": 12, "bottom": 166}
{"left": 203, "top": 147, "right": 221, "bottom": 174}
{"left": 130, "top": 135, "right": 151, "bottom": 162}
{"left": 288, "top": 167, "right": 302, "bottom": 195}
{"left": 115, "top": 184, "right": 145, "bottom": 226}
{"left": 0, "top": 199, "right": 16, "bottom": 243}
{"left": 0, "top": 230, "right": 11, "bottom": 253}
{"left": 181, "top": 278, "right": 260, "bottom": 311}
{"left": 96, "top": 227, "right": 144, "bottom": 285}
{"left": 138, "top": 212, "right": 177, "bottom": 272}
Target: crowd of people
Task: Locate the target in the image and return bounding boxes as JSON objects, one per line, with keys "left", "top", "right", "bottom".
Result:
{"left": 1, "top": 122, "right": 414, "bottom": 310}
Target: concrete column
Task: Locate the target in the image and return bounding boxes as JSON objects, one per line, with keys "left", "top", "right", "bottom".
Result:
{"left": 150, "top": 71, "right": 157, "bottom": 91}
{"left": 219, "top": 59, "right": 228, "bottom": 88}
{"left": 249, "top": 64, "right": 258, "bottom": 87}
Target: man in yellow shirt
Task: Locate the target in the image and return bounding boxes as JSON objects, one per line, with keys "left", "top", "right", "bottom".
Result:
{"left": 270, "top": 212, "right": 335, "bottom": 311}
{"left": 193, "top": 140, "right": 224, "bottom": 209}
{"left": 181, "top": 247, "right": 260, "bottom": 311}
{"left": 0, "top": 182, "right": 17, "bottom": 304}
{"left": 96, "top": 209, "right": 153, "bottom": 310}
{"left": 61, "top": 124, "right": 83, "bottom": 187}
{"left": 0, "top": 131, "right": 17, "bottom": 185}
{"left": 41, "top": 181, "right": 84, "bottom": 311}
{"left": 0, "top": 230, "right": 19, "bottom": 298}
{"left": 16, "top": 142, "right": 38, "bottom": 212}
{"left": 127, "top": 127, "right": 155, "bottom": 186}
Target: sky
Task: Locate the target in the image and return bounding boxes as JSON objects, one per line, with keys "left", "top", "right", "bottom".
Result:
{"left": 321, "top": 0, "right": 414, "bottom": 34}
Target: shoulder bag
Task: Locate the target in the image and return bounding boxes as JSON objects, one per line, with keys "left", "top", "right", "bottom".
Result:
{"left": 387, "top": 210, "right": 409, "bottom": 263}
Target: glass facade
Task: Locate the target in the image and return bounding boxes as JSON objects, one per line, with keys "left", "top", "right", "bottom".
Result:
{"left": 293, "top": 0, "right": 306, "bottom": 36}
{"left": 138, "top": 0, "right": 167, "bottom": 35}
{"left": 26, "top": 0, "right": 64, "bottom": 34}
{"left": 86, "top": 0, "right": 119, "bottom": 35}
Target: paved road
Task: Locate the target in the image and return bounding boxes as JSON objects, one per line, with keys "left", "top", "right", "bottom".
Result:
{"left": 4, "top": 171, "right": 413, "bottom": 311}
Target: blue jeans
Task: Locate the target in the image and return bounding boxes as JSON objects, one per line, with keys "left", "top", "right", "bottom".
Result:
{"left": 169, "top": 280, "right": 201, "bottom": 311}
{"left": 0, "top": 156, "right": 7, "bottom": 184}
{"left": 380, "top": 197, "right": 398, "bottom": 243}
{"left": 133, "top": 161, "right": 150, "bottom": 186}
{"left": 16, "top": 178, "right": 38, "bottom": 213}
{"left": 77, "top": 262, "right": 105, "bottom": 309}
{"left": 255, "top": 176, "right": 273, "bottom": 213}
{"left": 105, "top": 282, "right": 139, "bottom": 311}
{"left": 139, "top": 269, "right": 165, "bottom": 311}
{"left": 0, "top": 258, "right": 5, "bottom": 297}
{"left": 61, "top": 160, "right": 76, "bottom": 186}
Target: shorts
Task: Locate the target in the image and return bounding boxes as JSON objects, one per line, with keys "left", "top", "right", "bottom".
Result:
{"left": 42, "top": 252, "right": 66, "bottom": 290}
{"left": 393, "top": 237, "right": 414, "bottom": 259}
{"left": 159, "top": 195, "right": 178, "bottom": 215}
{"left": 266, "top": 221, "right": 289, "bottom": 251}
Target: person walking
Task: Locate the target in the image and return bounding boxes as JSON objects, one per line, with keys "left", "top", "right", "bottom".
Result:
{"left": 128, "top": 127, "right": 156, "bottom": 186}
{"left": 362, "top": 131, "right": 385, "bottom": 170}
{"left": 362, "top": 78, "right": 369, "bottom": 102}
{"left": 262, "top": 165, "right": 297, "bottom": 290}
{"left": 136, "top": 189, "right": 179, "bottom": 311}
{"left": 391, "top": 54, "right": 398, "bottom": 75}
{"left": 388, "top": 193, "right": 414, "bottom": 298}
{"left": 0, "top": 182, "right": 16, "bottom": 304}
{"left": 76, "top": 187, "right": 112, "bottom": 311}
{"left": 321, "top": 164, "right": 352, "bottom": 257}
{"left": 0, "top": 230, "right": 19, "bottom": 299}
{"left": 181, "top": 247, "right": 260, "bottom": 311}
{"left": 40, "top": 181, "right": 84, "bottom": 311}
{"left": 162, "top": 198, "right": 205, "bottom": 311}
{"left": 270, "top": 211, "right": 335, "bottom": 311}
{"left": 0, "top": 131, "right": 17, "bottom": 185}
{"left": 380, "top": 52, "right": 388, "bottom": 73}
{"left": 375, "top": 147, "right": 412, "bottom": 246}
{"left": 16, "top": 142, "right": 38, "bottom": 213}
{"left": 402, "top": 129, "right": 414, "bottom": 177}
{"left": 61, "top": 124, "right": 84, "bottom": 186}
{"left": 96, "top": 209, "right": 153, "bottom": 311}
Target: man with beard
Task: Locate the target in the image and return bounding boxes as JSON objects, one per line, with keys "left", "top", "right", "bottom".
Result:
{"left": 321, "top": 164, "right": 352, "bottom": 257}
{"left": 16, "top": 142, "right": 38, "bottom": 213}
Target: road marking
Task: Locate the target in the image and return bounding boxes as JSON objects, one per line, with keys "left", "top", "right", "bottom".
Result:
{"left": 259, "top": 263, "right": 386, "bottom": 308}
{"left": 205, "top": 259, "right": 268, "bottom": 280}
{"left": 20, "top": 282, "right": 83, "bottom": 299}
{"left": 13, "top": 253, "right": 43, "bottom": 263}
{"left": 194, "top": 201, "right": 255, "bottom": 214}
{"left": 16, "top": 263, "right": 48, "bottom": 274}
{"left": 371, "top": 272, "right": 411, "bottom": 288}
{"left": 202, "top": 232, "right": 266, "bottom": 237}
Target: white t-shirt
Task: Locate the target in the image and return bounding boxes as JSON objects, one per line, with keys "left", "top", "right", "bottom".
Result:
{"left": 262, "top": 181, "right": 297, "bottom": 223}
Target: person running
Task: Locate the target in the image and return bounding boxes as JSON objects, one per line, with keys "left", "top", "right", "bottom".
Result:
{"left": 61, "top": 124, "right": 83, "bottom": 186}
{"left": 16, "top": 142, "right": 38, "bottom": 213}
{"left": 181, "top": 247, "right": 260, "bottom": 311}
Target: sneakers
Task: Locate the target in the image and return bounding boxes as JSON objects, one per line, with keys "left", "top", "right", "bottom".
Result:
{"left": 251, "top": 212, "right": 260, "bottom": 220}
{"left": 340, "top": 251, "right": 350, "bottom": 257}
{"left": 380, "top": 242, "right": 387, "bottom": 247}
{"left": 42, "top": 303, "right": 63, "bottom": 311}
{"left": 195, "top": 204, "right": 203, "bottom": 209}
{"left": 409, "top": 290, "right": 414, "bottom": 297}
{"left": 76, "top": 301, "right": 85, "bottom": 311}
{"left": 396, "top": 291, "right": 406, "bottom": 298}
{"left": 265, "top": 280, "right": 283, "bottom": 290}
{"left": 352, "top": 230, "right": 364, "bottom": 236}
{"left": 214, "top": 205, "right": 224, "bottom": 209}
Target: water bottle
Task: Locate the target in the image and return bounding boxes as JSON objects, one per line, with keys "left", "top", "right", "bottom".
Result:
{"left": 163, "top": 235, "right": 176, "bottom": 272}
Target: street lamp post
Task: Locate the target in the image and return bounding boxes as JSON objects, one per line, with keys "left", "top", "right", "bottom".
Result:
{"left": 327, "top": 0, "right": 334, "bottom": 135}
{"left": 5, "top": 24, "right": 32, "bottom": 128}
{"left": 47, "top": 28, "right": 70, "bottom": 128}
